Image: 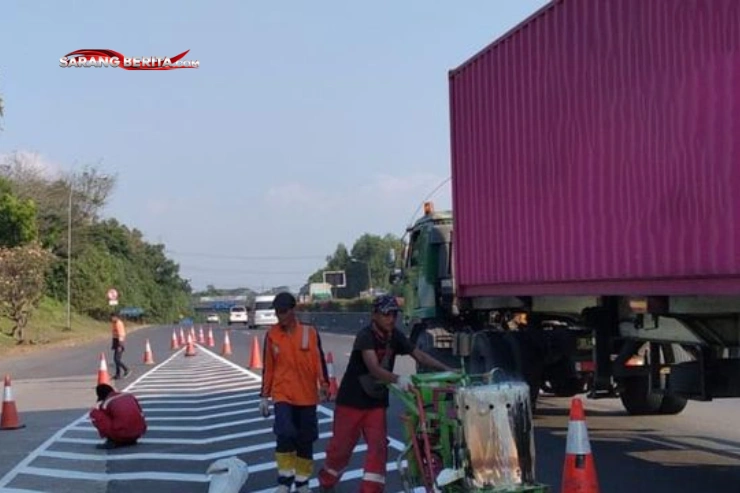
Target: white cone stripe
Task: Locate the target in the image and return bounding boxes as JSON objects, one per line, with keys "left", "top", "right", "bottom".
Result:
{"left": 565, "top": 420, "right": 591, "bottom": 455}
{"left": 3, "top": 385, "right": 12, "bottom": 402}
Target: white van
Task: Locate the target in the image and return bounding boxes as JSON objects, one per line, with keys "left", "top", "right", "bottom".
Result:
{"left": 251, "top": 294, "right": 277, "bottom": 328}
{"left": 228, "top": 305, "right": 249, "bottom": 326}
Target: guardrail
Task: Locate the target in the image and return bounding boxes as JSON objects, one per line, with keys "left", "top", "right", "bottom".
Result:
{"left": 296, "top": 311, "right": 404, "bottom": 335}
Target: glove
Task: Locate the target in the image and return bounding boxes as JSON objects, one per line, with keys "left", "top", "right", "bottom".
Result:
{"left": 319, "top": 385, "right": 331, "bottom": 402}
{"left": 259, "top": 398, "right": 271, "bottom": 418}
{"left": 392, "top": 375, "right": 413, "bottom": 392}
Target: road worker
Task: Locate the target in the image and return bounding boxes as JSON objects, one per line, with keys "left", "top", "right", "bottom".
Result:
{"left": 89, "top": 383, "right": 147, "bottom": 449}
{"left": 110, "top": 314, "right": 130, "bottom": 379}
{"left": 259, "top": 291, "right": 330, "bottom": 493}
{"left": 318, "top": 294, "right": 454, "bottom": 493}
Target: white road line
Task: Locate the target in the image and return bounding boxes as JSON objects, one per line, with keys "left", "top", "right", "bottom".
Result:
{"left": 0, "top": 488, "right": 45, "bottom": 493}
{"left": 136, "top": 393, "right": 257, "bottom": 404}
{"left": 57, "top": 420, "right": 334, "bottom": 446}
{"left": 132, "top": 381, "right": 257, "bottom": 392}
{"left": 132, "top": 376, "right": 255, "bottom": 387}
{"left": 136, "top": 389, "right": 262, "bottom": 400}
{"left": 138, "top": 400, "right": 257, "bottom": 413}
{"left": 250, "top": 462, "right": 402, "bottom": 493}
{"left": 71, "top": 415, "right": 271, "bottom": 432}
{"left": 19, "top": 467, "right": 209, "bottom": 484}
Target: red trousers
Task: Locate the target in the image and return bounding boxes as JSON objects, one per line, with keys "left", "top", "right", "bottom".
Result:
{"left": 318, "top": 405, "right": 388, "bottom": 493}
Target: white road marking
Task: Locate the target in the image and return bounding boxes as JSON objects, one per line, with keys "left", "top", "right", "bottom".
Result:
{"left": 0, "top": 341, "right": 408, "bottom": 492}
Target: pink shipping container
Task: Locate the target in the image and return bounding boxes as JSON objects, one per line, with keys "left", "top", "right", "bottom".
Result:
{"left": 449, "top": 0, "right": 740, "bottom": 298}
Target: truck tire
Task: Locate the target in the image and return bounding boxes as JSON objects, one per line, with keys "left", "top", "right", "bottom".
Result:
{"left": 658, "top": 394, "right": 688, "bottom": 415}
{"left": 619, "top": 376, "right": 664, "bottom": 415}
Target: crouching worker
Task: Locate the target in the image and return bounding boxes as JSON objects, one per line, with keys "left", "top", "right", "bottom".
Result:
{"left": 89, "top": 383, "right": 147, "bottom": 450}
{"left": 318, "top": 294, "right": 454, "bottom": 493}
{"left": 259, "top": 291, "right": 330, "bottom": 493}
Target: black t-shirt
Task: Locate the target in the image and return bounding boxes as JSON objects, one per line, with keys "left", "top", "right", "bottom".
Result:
{"left": 335, "top": 325, "right": 415, "bottom": 409}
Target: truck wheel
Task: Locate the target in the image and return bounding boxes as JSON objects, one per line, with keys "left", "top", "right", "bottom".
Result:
{"left": 658, "top": 394, "right": 688, "bottom": 415}
{"left": 619, "top": 376, "right": 663, "bottom": 415}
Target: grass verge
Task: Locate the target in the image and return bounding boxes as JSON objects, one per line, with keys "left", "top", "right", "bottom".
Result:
{"left": 0, "top": 297, "right": 146, "bottom": 358}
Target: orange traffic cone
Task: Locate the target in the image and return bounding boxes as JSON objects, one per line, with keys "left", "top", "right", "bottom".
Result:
{"left": 326, "top": 352, "right": 338, "bottom": 399}
{"left": 185, "top": 334, "right": 196, "bottom": 357}
{"left": 248, "top": 335, "right": 262, "bottom": 369}
{"left": 171, "top": 329, "right": 179, "bottom": 350}
{"left": 198, "top": 326, "right": 205, "bottom": 344}
{"left": 179, "top": 327, "right": 186, "bottom": 346}
{"left": 207, "top": 327, "right": 215, "bottom": 347}
{"left": 97, "top": 352, "right": 110, "bottom": 385}
{"left": 143, "top": 339, "right": 155, "bottom": 364}
{"left": 0, "top": 375, "right": 25, "bottom": 430}
{"left": 190, "top": 327, "right": 196, "bottom": 342}
{"left": 562, "top": 397, "right": 599, "bottom": 493}
{"left": 222, "top": 331, "right": 232, "bottom": 356}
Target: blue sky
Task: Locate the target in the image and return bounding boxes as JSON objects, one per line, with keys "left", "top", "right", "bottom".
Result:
{"left": 0, "top": 0, "right": 548, "bottom": 292}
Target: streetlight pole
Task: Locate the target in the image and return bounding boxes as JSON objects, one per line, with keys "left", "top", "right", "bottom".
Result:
{"left": 66, "top": 179, "right": 72, "bottom": 332}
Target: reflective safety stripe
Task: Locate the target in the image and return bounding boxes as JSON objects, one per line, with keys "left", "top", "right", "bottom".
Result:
{"left": 362, "top": 472, "right": 385, "bottom": 484}
{"left": 301, "top": 325, "right": 310, "bottom": 350}
{"left": 565, "top": 420, "right": 591, "bottom": 455}
{"left": 324, "top": 467, "right": 340, "bottom": 477}
{"left": 3, "top": 385, "right": 12, "bottom": 401}
{"left": 278, "top": 469, "right": 294, "bottom": 477}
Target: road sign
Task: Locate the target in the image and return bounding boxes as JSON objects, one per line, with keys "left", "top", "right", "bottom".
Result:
{"left": 107, "top": 288, "right": 119, "bottom": 301}
{"left": 323, "top": 270, "right": 346, "bottom": 288}
{"left": 108, "top": 299, "right": 119, "bottom": 306}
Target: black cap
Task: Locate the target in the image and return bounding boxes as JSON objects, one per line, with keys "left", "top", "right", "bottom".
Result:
{"left": 272, "top": 292, "right": 296, "bottom": 310}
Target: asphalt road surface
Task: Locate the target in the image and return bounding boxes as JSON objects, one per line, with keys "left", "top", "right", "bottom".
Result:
{"left": 1, "top": 323, "right": 739, "bottom": 492}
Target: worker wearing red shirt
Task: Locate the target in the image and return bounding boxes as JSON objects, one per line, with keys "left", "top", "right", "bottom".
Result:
{"left": 260, "top": 291, "right": 330, "bottom": 493}
{"left": 89, "top": 383, "right": 147, "bottom": 450}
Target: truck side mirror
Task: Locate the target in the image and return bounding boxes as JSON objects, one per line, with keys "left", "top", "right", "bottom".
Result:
{"left": 388, "top": 268, "right": 404, "bottom": 285}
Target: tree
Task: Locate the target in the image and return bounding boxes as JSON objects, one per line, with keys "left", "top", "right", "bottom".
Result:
{"left": 307, "top": 234, "right": 405, "bottom": 298}
{"left": 0, "top": 189, "right": 38, "bottom": 248}
{"left": 0, "top": 242, "right": 55, "bottom": 343}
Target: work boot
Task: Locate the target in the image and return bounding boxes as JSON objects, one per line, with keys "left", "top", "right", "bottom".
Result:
{"left": 95, "top": 439, "right": 118, "bottom": 450}
{"left": 295, "top": 484, "right": 312, "bottom": 493}
{"left": 318, "top": 485, "right": 337, "bottom": 493}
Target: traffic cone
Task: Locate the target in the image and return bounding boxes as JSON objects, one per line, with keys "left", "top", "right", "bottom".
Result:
{"left": 207, "top": 327, "right": 215, "bottom": 347}
{"left": 190, "top": 327, "right": 196, "bottom": 342}
{"left": 561, "top": 397, "right": 599, "bottom": 493}
{"left": 97, "top": 352, "right": 110, "bottom": 385}
{"left": 143, "top": 339, "right": 155, "bottom": 364}
{"left": 326, "top": 352, "right": 338, "bottom": 399}
{"left": 0, "top": 375, "right": 25, "bottom": 430}
{"left": 179, "top": 327, "right": 186, "bottom": 346}
{"left": 248, "top": 335, "right": 262, "bottom": 369}
{"left": 198, "top": 326, "right": 205, "bottom": 344}
{"left": 222, "top": 331, "right": 232, "bottom": 356}
{"left": 185, "top": 334, "right": 196, "bottom": 357}
{"left": 171, "top": 329, "right": 179, "bottom": 350}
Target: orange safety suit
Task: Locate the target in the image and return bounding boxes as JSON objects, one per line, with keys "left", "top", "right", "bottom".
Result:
{"left": 261, "top": 321, "right": 329, "bottom": 405}
{"left": 261, "top": 321, "right": 329, "bottom": 491}
{"left": 112, "top": 319, "right": 126, "bottom": 341}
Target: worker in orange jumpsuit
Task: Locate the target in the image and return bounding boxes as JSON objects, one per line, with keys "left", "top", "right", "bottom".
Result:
{"left": 259, "top": 291, "right": 330, "bottom": 493}
{"left": 318, "top": 295, "right": 454, "bottom": 493}
{"left": 110, "top": 314, "right": 130, "bottom": 379}
{"left": 89, "top": 383, "right": 147, "bottom": 449}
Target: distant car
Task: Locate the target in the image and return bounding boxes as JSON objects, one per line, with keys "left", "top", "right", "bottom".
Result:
{"left": 251, "top": 294, "right": 277, "bottom": 329}
{"left": 228, "top": 306, "right": 249, "bottom": 326}
{"left": 206, "top": 313, "right": 220, "bottom": 324}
